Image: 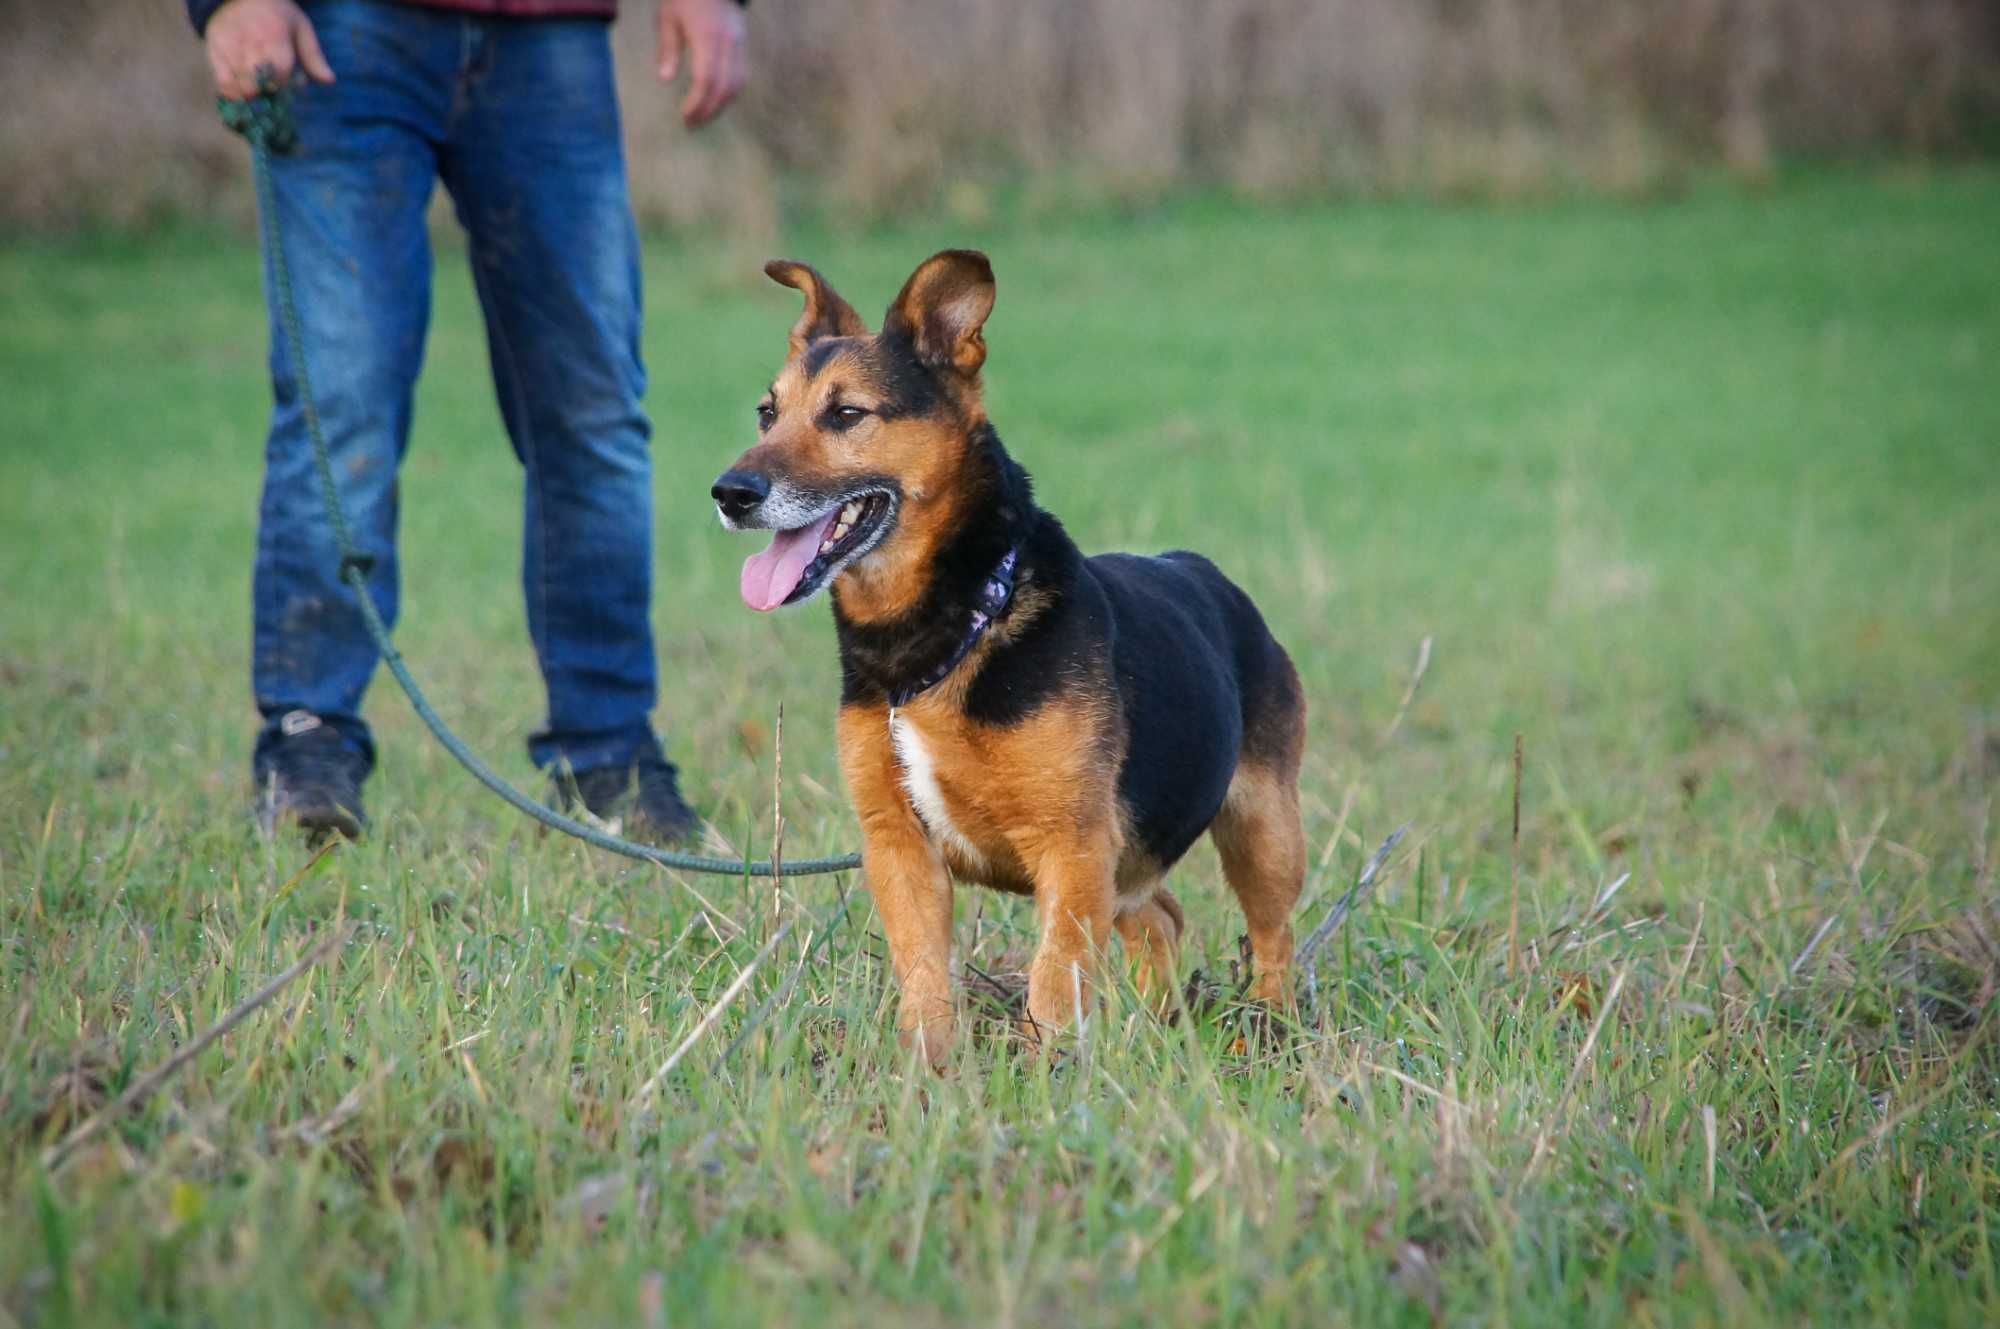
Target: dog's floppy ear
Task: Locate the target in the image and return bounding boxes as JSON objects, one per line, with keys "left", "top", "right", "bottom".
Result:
{"left": 882, "top": 249, "right": 995, "bottom": 376}
{"left": 765, "top": 259, "right": 868, "bottom": 360}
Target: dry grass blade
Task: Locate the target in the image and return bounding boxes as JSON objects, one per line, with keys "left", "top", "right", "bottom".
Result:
{"left": 1548, "top": 872, "right": 1635, "bottom": 950}
{"left": 1379, "top": 634, "right": 1433, "bottom": 746}
{"left": 1587, "top": 872, "right": 1632, "bottom": 923}
{"left": 15, "top": 2, "right": 1989, "bottom": 233}
{"left": 716, "top": 888, "right": 856, "bottom": 1067}
{"left": 1775, "top": 1010, "right": 1998, "bottom": 1219}
{"left": 253, "top": 838, "right": 339, "bottom": 926}
{"left": 1509, "top": 733, "right": 1524, "bottom": 977}
{"left": 770, "top": 702, "right": 785, "bottom": 934}
{"left": 1361, "top": 1059, "right": 1473, "bottom": 1113}
{"left": 1669, "top": 900, "right": 1706, "bottom": 1004}
{"left": 1788, "top": 913, "right": 1840, "bottom": 981}
{"left": 1972, "top": 797, "right": 1993, "bottom": 897}
{"left": 628, "top": 918, "right": 794, "bottom": 1108}
{"left": 644, "top": 859, "right": 748, "bottom": 941}
{"left": 1525, "top": 964, "right": 1630, "bottom": 1179}
{"left": 279, "top": 1055, "right": 396, "bottom": 1147}
{"left": 1556, "top": 965, "right": 1630, "bottom": 1107}
{"left": 1702, "top": 1104, "right": 1718, "bottom": 1202}
{"left": 1297, "top": 824, "right": 1410, "bottom": 975}
{"left": 1846, "top": 807, "right": 1890, "bottom": 888}
{"left": 42, "top": 922, "right": 355, "bottom": 1172}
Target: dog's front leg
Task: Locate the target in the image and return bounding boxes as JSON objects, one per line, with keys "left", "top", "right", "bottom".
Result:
{"left": 1021, "top": 834, "right": 1118, "bottom": 1042}
{"left": 839, "top": 706, "right": 957, "bottom": 1069}
{"left": 863, "top": 822, "right": 955, "bottom": 1068}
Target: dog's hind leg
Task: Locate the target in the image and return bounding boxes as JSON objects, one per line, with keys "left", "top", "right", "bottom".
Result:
{"left": 1210, "top": 763, "right": 1305, "bottom": 1004}
{"left": 1113, "top": 886, "right": 1185, "bottom": 1009}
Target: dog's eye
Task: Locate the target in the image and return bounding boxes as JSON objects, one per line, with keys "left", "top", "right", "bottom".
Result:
{"left": 827, "top": 404, "right": 869, "bottom": 431}
{"left": 755, "top": 402, "right": 776, "bottom": 432}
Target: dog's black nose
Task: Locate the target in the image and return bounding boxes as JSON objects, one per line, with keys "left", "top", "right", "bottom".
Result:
{"left": 711, "top": 469, "right": 770, "bottom": 521}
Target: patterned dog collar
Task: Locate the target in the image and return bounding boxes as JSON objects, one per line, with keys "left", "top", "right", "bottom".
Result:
{"left": 889, "top": 547, "right": 1019, "bottom": 707}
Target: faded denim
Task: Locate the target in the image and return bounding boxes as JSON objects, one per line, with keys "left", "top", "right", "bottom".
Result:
{"left": 249, "top": 0, "right": 661, "bottom": 781}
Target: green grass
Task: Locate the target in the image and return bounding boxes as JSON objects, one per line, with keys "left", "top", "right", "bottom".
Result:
{"left": 4, "top": 167, "right": 1999, "bottom": 1327}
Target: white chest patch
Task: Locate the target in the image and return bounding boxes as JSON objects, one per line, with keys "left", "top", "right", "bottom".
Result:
{"left": 889, "top": 709, "right": 985, "bottom": 868}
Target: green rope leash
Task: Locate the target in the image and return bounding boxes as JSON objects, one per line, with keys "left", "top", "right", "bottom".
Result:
{"left": 225, "top": 81, "right": 861, "bottom": 880}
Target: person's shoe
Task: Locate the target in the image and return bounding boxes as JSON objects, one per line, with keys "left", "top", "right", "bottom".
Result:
{"left": 553, "top": 746, "right": 701, "bottom": 847}
{"left": 253, "top": 710, "right": 368, "bottom": 841}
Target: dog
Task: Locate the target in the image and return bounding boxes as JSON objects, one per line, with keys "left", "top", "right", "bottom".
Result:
{"left": 713, "top": 250, "right": 1306, "bottom": 1065}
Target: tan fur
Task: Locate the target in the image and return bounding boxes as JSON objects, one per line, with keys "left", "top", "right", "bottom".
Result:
{"left": 1209, "top": 763, "right": 1306, "bottom": 1003}
{"left": 1113, "top": 886, "right": 1184, "bottom": 1007}
{"left": 855, "top": 687, "right": 1129, "bottom": 1051}
{"left": 836, "top": 703, "right": 956, "bottom": 1062}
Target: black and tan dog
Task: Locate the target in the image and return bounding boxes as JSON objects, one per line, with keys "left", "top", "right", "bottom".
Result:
{"left": 713, "top": 250, "right": 1305, "bottom": 1064}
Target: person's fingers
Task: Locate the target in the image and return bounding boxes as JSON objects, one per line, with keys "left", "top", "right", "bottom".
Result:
{"left": 718, "top": 28, "right": 747, "bottom": 111}
{"left": 213, "top": 29, "right": 247, "bottom": 97}
{"left": 704, "top": 31, "right": 741, "bottom": 121}
{"left": 221, "top": 34, "right": 296, "bottom": 98}
{"left": 208, "top": 41, "right": 242, "bottom": 99}
{"left": 690, "top": 25, "right": 738, "bottom": 126}
{"left": 680, "top": 24, "right": 720, "bottom": 126}
{"left": 225, "top": 48, "right": 264, "bottom": 98}
{"left": 657, "top": 9, "right": 685, "bottom": 82}
{"left": 257, "top": 30, "right": 299, "bottom": 87}
{"left": 293, "top": 15, "right": 336, "bottom": 83}
{"left": 706, "top": 17, "right": 747, "bottom": 123}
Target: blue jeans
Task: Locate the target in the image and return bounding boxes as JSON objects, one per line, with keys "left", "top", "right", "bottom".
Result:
{"left": 250, "top": 0, "right": 660, "bottom": 781}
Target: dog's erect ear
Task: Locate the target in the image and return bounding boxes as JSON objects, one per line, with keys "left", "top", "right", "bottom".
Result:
{"left": 882, "top": 249, "right": 995, "bottom": 376}
{"left": 764, "top": 259, "right": 868, "bottom": 360}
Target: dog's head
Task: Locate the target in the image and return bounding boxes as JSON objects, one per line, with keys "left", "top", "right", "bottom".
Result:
{"left": 714, "top": 249, "right": 996, "bottom": 613}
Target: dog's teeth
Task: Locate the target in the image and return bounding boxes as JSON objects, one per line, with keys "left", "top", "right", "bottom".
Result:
{"left": 815, "top": 506, "right": 864, "bottom": 558}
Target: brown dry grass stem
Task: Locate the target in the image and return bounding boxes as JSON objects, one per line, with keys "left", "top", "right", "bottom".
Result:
{"left": 1380, "top": 634, "right": 1433, "bottom": 748}
{"left": 1523, "top": 962, "right": 1631, "bottom": 1180}
{"left": 626, "top": 917, "right": 794, "bottom": 1109}
{"left": 1297, "top": 824, "right": 1410, "bottom": 981}
{"left": 42, "top": 921, "right": 355, "bottom": 1172}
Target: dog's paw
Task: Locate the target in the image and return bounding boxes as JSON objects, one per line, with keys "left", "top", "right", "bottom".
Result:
{"left": 896, "top": 1014, "right": 958, "bottom": 1073}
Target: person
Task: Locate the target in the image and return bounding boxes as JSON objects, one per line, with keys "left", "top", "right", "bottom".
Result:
{"left": 189, "top": 0, "right": 748, "bottom": 843}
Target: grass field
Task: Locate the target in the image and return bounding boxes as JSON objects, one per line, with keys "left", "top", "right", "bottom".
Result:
{"left": 4, "top": 168, "right": 1999, "bottom": 1326}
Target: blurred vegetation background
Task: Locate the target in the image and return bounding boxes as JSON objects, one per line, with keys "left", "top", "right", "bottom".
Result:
{"left": 6, "top": 6, "right": 2000, "bottom": 1323}
{"left": 4, "top": 0, "right": 1997, "bottom": 234}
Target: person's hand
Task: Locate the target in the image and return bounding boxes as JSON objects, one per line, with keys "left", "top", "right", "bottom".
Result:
{"left": 204, "top": 0, "right": 335, "bottom": 100}
{"left": 656, "top": 0, "right": 746, "bottom": 129}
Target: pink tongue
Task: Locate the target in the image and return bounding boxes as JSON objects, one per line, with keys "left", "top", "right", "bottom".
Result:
{"left": 740, "top": 510, "right": 840, "bottom": 612}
